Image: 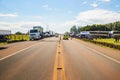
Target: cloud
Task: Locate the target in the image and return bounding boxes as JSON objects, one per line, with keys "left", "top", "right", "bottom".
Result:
{"left": 82, "top": 1, "right": 87, "bottom": 5}
{"left": 0, "top": 21, "right": 44, "bottom": 33}
{"left": 64, "top": 9, "right": 120, "bottom": 28}
{"left": 90, "top": 2, "right": 98, "bottom": 7}
{"left": 42, "top": 4, "right": 53, "bottom": 11}
{"left": 100, "top": 0, "right": 111, "bottom": 2}
{"left": 76, "top": 9, "right": 120, "bottom": 24}
{"left": 32, "top": 16, "right": 42, "bottom": 19}
{"left": 25, "top": 16, "right": 43, "bottom": 20}
{"left": 68, "top": 11, "right": 73, "bottom": 14}
{"left": 0, "top": 13, "right": 18, "bottom": 17}
{"left": 90, "top": 0, "right": 110, "bottom": 8}
{"left": 59, "top": 9, "right": 120, "bottom": 33}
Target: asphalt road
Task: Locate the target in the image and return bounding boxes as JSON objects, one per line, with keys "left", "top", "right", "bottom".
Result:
{"left": 62, "top": 39, "right": 120, "bottom": 80}
{"left": 0, "top": 38, "right": 58, "bottom": 80}
{"left": 0, "top": 37, "right": 120, "bottom": 80}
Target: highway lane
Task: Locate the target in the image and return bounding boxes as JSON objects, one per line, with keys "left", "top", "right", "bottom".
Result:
{"left": 0, "top": 40, "right": 40, "bottom": 59}
{"left": 0, "top": 37, "right": 58, "bottom": 80}
{"left": 0, "top": 37, "right": 120, "bottom": 80}
{"left": 62, "top": 39, "right": 120, "bottom": 80}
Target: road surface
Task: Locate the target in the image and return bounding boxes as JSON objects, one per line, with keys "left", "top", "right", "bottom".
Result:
{"left": 0, "top": 37, "right": 120, "bottom": 80}
{"left": 62, "top": 39, "right": 120, "bottom": 80}
{"left": 0, "top": 38, "right": 58, "bottom": 80}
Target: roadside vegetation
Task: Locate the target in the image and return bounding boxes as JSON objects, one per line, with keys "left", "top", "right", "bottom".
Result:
{"left": 78, "top": 21, "right": 120, "bottom": 32}
{"left": 8, "top": 34, "right": 29, "bottom": 42}
{"left": 93, "top": 38, "right": 120, "bottom": 45}
{"left": 0, "top": 34, "right": 29, "bottom": 46}
{"left": 70, "top": 21, "right": 120, "bottom": 50}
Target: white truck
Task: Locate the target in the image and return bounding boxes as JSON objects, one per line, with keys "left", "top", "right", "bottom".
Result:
{"left": 44, "top": 31, "right": 54, "bottom": 37}
{"left": 29, "top": 26, "right": 44, "bottom": 40}
{"left": 0, "top": 30, "right": 11, "bottom": 42}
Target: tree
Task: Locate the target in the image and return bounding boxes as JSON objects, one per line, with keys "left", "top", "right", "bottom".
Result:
{"left": 15, "top": 32, "right": 23, "bottom": 35}
{"left": 114, "top": 21, "right": 120, "bottom": 31}
{"left": 70, "top": 25, "right": 78, "bottom": 33}
{"left": 71, "top": 21, "right": 120, "bottom": 35}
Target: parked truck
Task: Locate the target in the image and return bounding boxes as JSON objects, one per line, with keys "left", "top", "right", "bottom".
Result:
{"left": 44, "top": 31, "right": 55, "bottom": 37}
{"left": 29, "top": 26, "right": 44, "bottom": 40}
{"left": 0, "top": 30, "right": 11, "bottom": 42}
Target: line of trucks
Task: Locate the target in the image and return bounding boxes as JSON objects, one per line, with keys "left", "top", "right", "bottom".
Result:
{"left": 72, "top": 31, "right": 120, "bottom": 40}
{"left": 2, "top": 26, "right": 119, "bottom": 41}
{"left": 0, "top": 26, "right": 56, "bottom": 42}
{"left": 29, "top": 26, "right": 55, "bottom": 40}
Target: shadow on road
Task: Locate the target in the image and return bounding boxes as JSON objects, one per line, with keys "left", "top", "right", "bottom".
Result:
{"left": 0, "top": 47, "right": 8, "bottom": 50}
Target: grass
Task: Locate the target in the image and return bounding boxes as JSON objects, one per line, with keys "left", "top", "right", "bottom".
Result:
{"left": 8, "top": 34, "right": 29, "bottom": 41}
{"left": 0, "top": 34, "right": 29, "bottom": 46}
{"left": 0, "top": 42, "right": 7, "bottom": 46}
{"left": 93, "top": 38, "right": 120, "bottom": 45}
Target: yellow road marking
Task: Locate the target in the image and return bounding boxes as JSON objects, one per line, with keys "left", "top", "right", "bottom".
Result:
{"left": 53, "top": 41, "right": 66, "bottom": 80}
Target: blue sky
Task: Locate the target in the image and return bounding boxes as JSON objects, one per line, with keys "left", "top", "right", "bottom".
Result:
{"left": 0, "top": 0, "right": 120, "bottom": 33}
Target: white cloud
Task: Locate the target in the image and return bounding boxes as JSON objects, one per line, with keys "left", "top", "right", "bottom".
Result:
{"left": 68, "top": 11, "right": 73, "bottom": 14}
{"left": 58, "top": 9, "right": 120, "bottom": 33}
{"left": 90, "top": 0, "right": 110, "bottom": 7}
{"left": 90, "top": 2, "right": 98, "bottom": 7}
{"left": 82, "top": 1, "right": 87, "bottom": 5}
{"left": 0, "top": 21, "right": 69, "bottom": 34}
{"left": 76, "top": 9, "right": 120, "bottom": 24}
{"left": 100, "top": 0, "right": 111, "bottom": 2}
{"left": 42, "top": 4, "right": 49, "bottom": 8}
{"left": 0, "top": 21, "right": 44, "bottom": 33}
{"left": 0, "top": 13, "right": 18, "bottom": 17}
{"left": 26, "top": 16, "right": 43, "bottom": 20}
{"left": 64, "top": 9, "right": 120, "bottom": 28}
{"left": 42, "top": 4, "right": 53, "bottom": 11}
{"left": 1, "top": 9, "right": 120, "bottom": 34}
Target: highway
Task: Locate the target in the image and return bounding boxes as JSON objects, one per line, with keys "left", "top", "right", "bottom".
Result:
{"left": 0, "top": 38, "right": 58, "bottom": 80}
{"left": 0, "top": 37, "right": 120, "bottom": 80}
{"left": 62, "top": 39, "right": 120, "bottom": 80}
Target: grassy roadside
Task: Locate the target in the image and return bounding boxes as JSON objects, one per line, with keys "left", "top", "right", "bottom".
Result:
{"left": 93, "top": 38, "right": 120, "bottom": 45}
{"left": 75, "top": 38, "right": 120, "bottom": 50}
{"left": 0, "top": 34, "right": 29, "bottom": 46}
{"left": 8, "top": 34, "right": 29, "bottom": 42}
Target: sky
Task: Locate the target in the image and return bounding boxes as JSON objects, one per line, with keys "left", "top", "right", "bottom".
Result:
{"left": 0, "top": 0, "right": 120, "bottom": 33}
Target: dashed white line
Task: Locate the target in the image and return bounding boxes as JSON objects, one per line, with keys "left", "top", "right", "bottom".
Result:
{"left": 0, "top": 43, "right": 39, "bottom": 61}
{"left": 86, "top": 46, "right": 120, "bottom": 64}
{"left": 75, "top": 39, "right": 120, "bottom": 64}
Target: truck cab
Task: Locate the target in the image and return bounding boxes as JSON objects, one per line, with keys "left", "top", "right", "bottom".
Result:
{"left": 29, "top": 29, "right": 41, "bottom": 40}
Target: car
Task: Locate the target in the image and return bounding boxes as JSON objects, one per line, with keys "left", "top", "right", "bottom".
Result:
{"left": 63, "top": 34, "right": 69, "bottom": 40}
{"left": 55, "top": 34, "right": 59, "bottom": 37}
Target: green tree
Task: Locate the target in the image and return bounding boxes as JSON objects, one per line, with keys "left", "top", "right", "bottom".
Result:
{"left": 114, "top": 21, "right": 120, "bottom": 31}
{"left": 15, "top": 32, "right": 23, "bottom": 35}
{"left": 77, "top": 21, "right": 120, "bottom": 31}
{"left": 70, "top": 25, "right": 78, "bottom": 33}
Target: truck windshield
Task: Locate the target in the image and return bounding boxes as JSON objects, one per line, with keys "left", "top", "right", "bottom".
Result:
{"left": 30, "top": 30, "right": 38, "bottom": 33}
